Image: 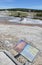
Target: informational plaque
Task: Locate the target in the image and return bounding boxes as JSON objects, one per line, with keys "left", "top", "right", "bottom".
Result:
{"left": 15, "top": 40, "right": 39, "bottom": 62}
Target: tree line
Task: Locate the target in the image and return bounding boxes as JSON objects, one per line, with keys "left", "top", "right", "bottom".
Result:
{"left": 0, "top": 8, "right": 42, "bottom": 12}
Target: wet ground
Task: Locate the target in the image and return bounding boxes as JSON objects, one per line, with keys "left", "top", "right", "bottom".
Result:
{"left": 0, "top": 15, "right": 42, "bottom": 24}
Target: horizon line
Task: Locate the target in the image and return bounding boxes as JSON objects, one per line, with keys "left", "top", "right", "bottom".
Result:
{"left": 0, "top": 7, "right": 42, "bottom": 10}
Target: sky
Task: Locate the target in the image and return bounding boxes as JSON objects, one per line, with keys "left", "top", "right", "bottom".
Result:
{"left": 0, "top": 0, "right": 42, "bottom": 10}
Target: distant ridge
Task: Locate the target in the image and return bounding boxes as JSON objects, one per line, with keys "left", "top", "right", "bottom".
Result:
{"left": 0, "top": 8, "right": 42, "bottom": 12}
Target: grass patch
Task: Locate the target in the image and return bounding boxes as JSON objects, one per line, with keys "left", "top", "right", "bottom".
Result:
{"left": 9, "top": 11, "right": 28, "bottom": 17}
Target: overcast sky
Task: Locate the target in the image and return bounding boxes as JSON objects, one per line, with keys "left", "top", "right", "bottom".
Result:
{"left": 0, "top": 0, "right": 42, "bottom": 10}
